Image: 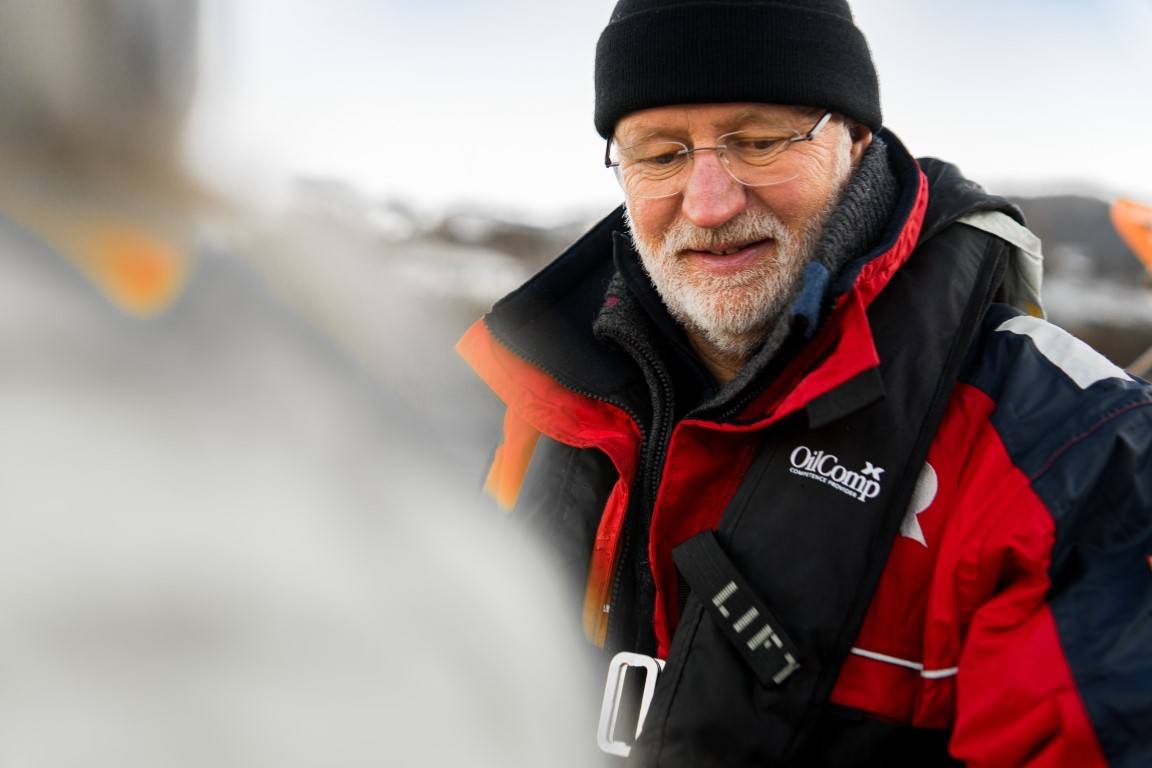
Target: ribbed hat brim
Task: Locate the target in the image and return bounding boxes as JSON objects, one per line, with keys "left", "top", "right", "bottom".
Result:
{"left": 595, "top": 3, "right": 881, "bottom": 137}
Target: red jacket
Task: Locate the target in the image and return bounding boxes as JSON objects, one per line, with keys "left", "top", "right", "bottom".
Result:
{"left": 459, "top": 136, "right": 1151, "bottom": 766}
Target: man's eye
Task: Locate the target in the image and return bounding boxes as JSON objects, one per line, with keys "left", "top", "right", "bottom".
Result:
{"left": 643, "top": 151, "right": 681, "bottom": 166}
{"left": 624, "top": 143, "right": 686, "bottom": 168}
{"left": 729, "top": 137, "right": 786, "bottom": 155}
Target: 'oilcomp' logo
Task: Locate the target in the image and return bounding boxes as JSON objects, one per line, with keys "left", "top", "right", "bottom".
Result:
{"left": 789, "top": 446, "right": 884, "bottom": 502}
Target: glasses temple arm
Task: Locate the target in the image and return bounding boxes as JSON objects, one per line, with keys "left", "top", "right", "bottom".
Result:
{"left": 800, "top": 111, "right": 834, "bottom": 142}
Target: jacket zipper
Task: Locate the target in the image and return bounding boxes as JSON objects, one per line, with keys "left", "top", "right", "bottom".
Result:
{"left": 603, "top": 339, "right": 676, "bottom": 653}
{"left": 490, "top": 318, "right": 677, "bottom": 651}
{"left": 486, "top": 324, "right": 649, "bottom": 645}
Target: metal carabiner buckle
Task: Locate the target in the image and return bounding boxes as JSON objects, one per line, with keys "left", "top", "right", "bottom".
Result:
{"left": 596, "top": 651, "right": 666, "bottom": 758}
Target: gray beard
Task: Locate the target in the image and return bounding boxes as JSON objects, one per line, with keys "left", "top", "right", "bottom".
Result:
{"left": 626, "top": 195, "right": 839, "bottom": 361}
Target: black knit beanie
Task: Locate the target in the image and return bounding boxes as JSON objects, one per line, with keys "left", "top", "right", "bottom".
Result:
{"left": 594, "top": 0, "right": 881, "bottom": 138}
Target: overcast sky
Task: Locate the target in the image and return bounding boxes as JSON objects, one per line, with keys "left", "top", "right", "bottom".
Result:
{"left": 192, "top": 0, "right": 1152, "bottom": 220}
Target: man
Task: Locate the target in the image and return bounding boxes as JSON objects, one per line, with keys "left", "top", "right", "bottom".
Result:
{"left": 458, "top": 0, "right": 1151, "bottom": 764}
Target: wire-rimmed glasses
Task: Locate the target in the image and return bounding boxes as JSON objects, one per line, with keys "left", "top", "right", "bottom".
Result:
{"left": 605, "top": 111, "right": 833, "bottom": 199}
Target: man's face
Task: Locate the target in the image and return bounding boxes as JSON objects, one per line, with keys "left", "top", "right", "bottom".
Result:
{"left": 617, "top": 103, "right": 869, "bottom": 359}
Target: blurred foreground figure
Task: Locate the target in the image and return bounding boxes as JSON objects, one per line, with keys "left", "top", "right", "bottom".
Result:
{"left": 0, "top": 2, "right": 598, "bottom": 765}
{"left": 0, "top": 0, "right": 200, "bottom": 315}
{"left": 458, "top": 0, "right": 1152, "bottom": 764}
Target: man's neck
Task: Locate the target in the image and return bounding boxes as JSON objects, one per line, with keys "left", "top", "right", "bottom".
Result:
{"left": 686, "top": 329, "right": 753, "bottom": 385}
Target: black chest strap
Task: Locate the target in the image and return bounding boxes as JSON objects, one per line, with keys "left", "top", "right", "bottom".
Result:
{"left": 672, "top": 531, "right": 803, "bottom": 688}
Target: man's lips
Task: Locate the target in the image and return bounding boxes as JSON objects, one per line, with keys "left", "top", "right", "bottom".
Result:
{"left": 681, "top": 238, "right": 773, "bottom": 274}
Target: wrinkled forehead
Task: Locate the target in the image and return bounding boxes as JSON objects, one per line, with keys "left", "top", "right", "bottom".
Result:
{"left": 614, "top": 102, "right": 824, "bottom": 144}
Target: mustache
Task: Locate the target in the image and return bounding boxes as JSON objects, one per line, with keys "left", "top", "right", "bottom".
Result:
{"left": 660, "top": 210, "right": 790, "bottom": 255}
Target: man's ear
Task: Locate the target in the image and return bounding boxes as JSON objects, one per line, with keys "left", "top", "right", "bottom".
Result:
{"left": 848, "top": 120, "right": 873, "bottom": 166}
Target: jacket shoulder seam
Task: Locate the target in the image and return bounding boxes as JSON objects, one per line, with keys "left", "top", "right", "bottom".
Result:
{"left": 1030, "top": 399, "right": 1152, "bottom": 483}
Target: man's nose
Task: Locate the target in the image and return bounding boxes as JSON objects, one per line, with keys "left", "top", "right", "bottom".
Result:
{"left": 681, "top": 151, "right": 746, "bottom": 229}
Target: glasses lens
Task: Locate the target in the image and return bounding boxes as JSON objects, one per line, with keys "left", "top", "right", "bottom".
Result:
{"left": 725, "top": 134, "right": 790, "bottom": 167}
{"left": 607, "top": 129, "right": 813, "bottom": 197}
{"left": 614, "top": 141, "right": 688, "bottom": 199}
{"left": 720, "top": 132, "right": 798, "bottom": 187}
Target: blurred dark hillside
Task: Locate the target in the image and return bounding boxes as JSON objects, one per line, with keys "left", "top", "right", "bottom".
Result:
{"left": 1009, "top": 195, "right": 1144, "bottom": 280}
{"left": 1007, "top": 195, "right": 1152, "bottom": 365}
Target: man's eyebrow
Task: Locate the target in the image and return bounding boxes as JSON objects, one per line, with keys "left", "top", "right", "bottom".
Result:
{"left": 717, "top": 108, "right": 808, "bottom": 133}
{"left": 719, "top": 108, "right": 776, "bottom": 130}
{"left": 616, "top": 127, "right": 678, "bottom": 146}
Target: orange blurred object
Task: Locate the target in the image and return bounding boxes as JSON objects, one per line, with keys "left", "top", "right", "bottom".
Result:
{"left": 0, "top": 183, "right": 193, "bottom": 316}
{"left": 81, "top": 225, "right": 189, "bottom": 315}
{"left": 1111, "top": 199, "right": 1152, "bottom": 273}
